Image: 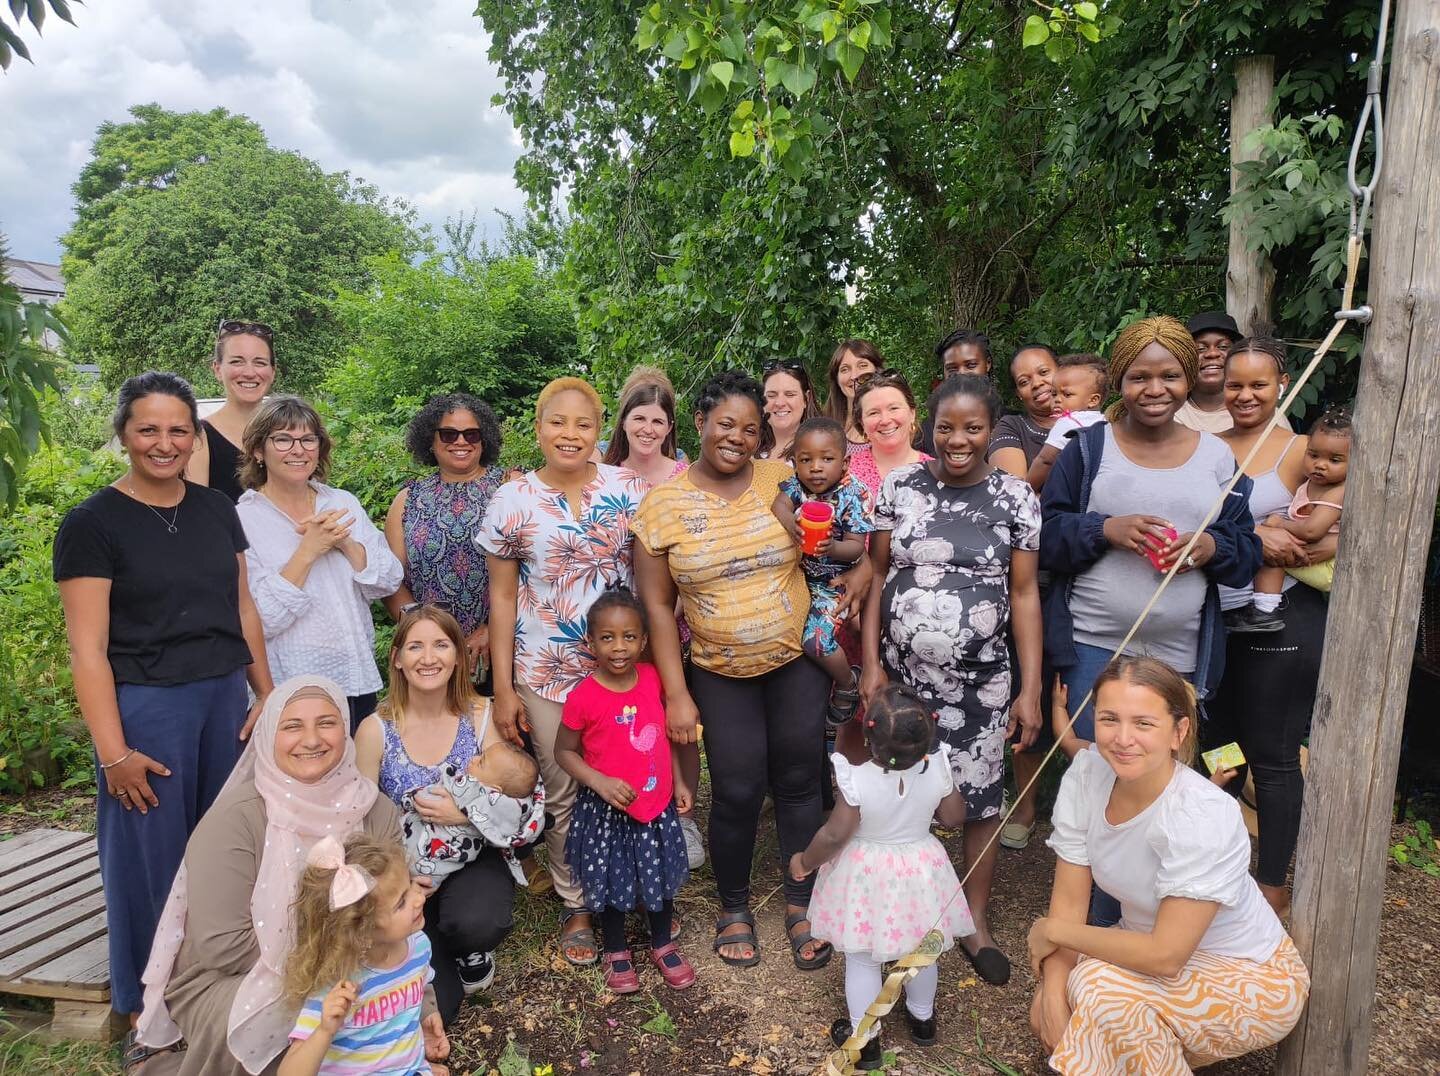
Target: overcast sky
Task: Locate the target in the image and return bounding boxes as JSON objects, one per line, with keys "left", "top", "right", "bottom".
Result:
{"left": 0, "top": 0, "right": 526, "bottom": 264}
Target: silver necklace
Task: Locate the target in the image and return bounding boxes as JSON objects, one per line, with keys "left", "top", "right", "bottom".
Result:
{"left": 127, "top": 485, "right": 181, "bottom": 534}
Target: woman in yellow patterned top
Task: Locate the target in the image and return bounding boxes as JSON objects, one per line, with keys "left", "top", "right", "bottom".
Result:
{"left": 632, "top": 370, "right": 871, "bottom": 972}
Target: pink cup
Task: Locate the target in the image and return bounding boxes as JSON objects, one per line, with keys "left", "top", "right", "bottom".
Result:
{"left": 798, "top": 501, "right": 835, "bottom": 555}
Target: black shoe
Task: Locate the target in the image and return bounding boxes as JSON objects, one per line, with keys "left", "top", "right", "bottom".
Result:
{"left": 1227, "top": 604, "right": 1285, "bottom": 633}
{"left": 456, "top": 950, "right": 495, "bottom": 995}
{"left": 902, "top": 1007, "right": 937, "bottom": 1046}
{"left": 826, "top": 666, "right": 863, "bottom": 728}
{"left": 829, "top": 1018, "right": 882, "bottom": 1070}
{"left": 959, "top": 939, "right": 1012, "bottom": 985}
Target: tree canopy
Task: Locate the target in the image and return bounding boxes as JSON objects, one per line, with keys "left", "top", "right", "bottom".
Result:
{"left": 474, "top": 0, "right": 1379, "bottom": 408}
{"left": 61, "top": 105, "right": 420, "bottom": 394}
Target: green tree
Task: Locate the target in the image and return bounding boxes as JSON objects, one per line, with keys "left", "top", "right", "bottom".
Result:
{"left": 61, "top": 108, "right": 420, "bottom": 393}
{"left": 0, "top": 232, "right": 64, "bottom": 512}
{"left": 0, "top": 0, "right": 76, "bottom": 70}
{"left": 324, "top": 249, "right": 577, "bottom": 423}
{"left": 474, "top": 0, "right": 1378, "bottom": 407}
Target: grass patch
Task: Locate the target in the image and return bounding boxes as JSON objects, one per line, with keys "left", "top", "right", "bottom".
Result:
{"left": 0, "top": 1023, "right": 117, "bottom": 1076}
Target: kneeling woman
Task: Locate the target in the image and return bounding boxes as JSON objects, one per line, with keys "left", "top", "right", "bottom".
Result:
{"left": 1028, "top": 657, "right": 1309, "bottom": 1074}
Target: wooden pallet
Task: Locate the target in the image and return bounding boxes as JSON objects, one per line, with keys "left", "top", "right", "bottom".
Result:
{"left": 0, "top": 827, "right": 122, "bottom": 1041}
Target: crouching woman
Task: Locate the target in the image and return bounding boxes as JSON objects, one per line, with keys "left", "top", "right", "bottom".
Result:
{"left": 1028, "top": 656, "right": 1309, "bottom": 1075}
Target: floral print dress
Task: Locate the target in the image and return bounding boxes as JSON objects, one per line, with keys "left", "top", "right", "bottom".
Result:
{"left": 873, "top": 463, "right": 1041, "bottom": 821}
{"left": 402, "top": 468, "right": 507, "bottom": 636}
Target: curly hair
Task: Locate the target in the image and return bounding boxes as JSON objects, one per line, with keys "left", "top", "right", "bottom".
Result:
{"left": 584, "top": 585, "right": 648, "bottom": 635}
{"left": 1092, "top": 656, "right": 1198, "bottom": 766}
{"left": 692, "top": 369, "right": 765, "bottom": 421}
{"left": 237, "top": 395, "right": 332, "bottom": 490}
{"left": 405, "top": 393, "right": 503, "bottom": 468}
{"left": 283, "top": 835, "right": 409, "bottom": 1002}
{"left": 926, "top": 372, "right": 1003, "bottom": 427}
{"left": 822, "top": 339, "right": 885, "bottom": 425}
{"left": 863, "top": 683, "right": 937, "bottom": 772}
{"left": 1311, "top": 406, "right": 1354, "bottom": 439}
{"left": 1105, "top": 316, "right": 1198, "bottom": 421}
{"left": 791, "top": 416, "right": 846, "bottom": 456}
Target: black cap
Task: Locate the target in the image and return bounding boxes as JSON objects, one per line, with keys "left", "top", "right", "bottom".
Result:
{"left": 1186, "top": 311, "right": 1241, "bottom": 340}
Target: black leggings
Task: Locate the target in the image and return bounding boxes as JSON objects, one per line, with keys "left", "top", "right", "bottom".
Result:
{"left": 689, "top": 657, "right": 827, "bottom": 910}
{"left": 1206, "top": 585, "right": 1328, "bottom": 887}
{"left": 424, "top": 849, "right": 515, "bottom": 1024}
{"left": 600, "top": 902, "right": 673, "bottom": 953}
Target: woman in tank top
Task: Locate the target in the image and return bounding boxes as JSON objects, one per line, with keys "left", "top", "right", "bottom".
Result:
{"left": 355, "top": 606, "right": 522, "bottom": 1024}
{"left": 1208, "top": 337, "right": 1337, "bottom": 917}
{"left": 186, "top": 320, "right": 276, "bottom": 502}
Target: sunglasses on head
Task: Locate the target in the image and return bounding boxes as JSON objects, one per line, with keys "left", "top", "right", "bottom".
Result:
{"left": 853, "top": 369, "right": 909, "bottom": 390}
{"left": 217, "top": 319, "right": 275, "bottom": 341}
{"left": 436, "top": 427, "right": 485, "bottom": 445}
{"left": 762, "top": 359, "right": 807, "bottom": 375}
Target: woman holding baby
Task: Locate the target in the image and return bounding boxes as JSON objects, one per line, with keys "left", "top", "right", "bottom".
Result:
{"left": 354, "top": 606, "right": 544, "bottom": 1023}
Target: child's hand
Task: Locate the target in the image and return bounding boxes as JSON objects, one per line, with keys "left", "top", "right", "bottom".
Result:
{"left": 673, "top": 779, "right": 693, "bottom": 814}
{"left": 593, "top": 775, "right": 638, "bottom": 811}
{"left": 319, "top": 979, "right": 358, "bottom": 1034}
{"left": 1210, "top": 766, "right": 1239, "bottom": 788}
{"left": 788, "top": 852, "right": 813, "bottom": 883}
{"left": 812, "top": 531, "right": 833, "bottom": 557}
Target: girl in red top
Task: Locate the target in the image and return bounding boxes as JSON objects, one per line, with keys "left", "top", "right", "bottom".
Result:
{"left": 555, "top": 588, "right": 696, "bottom": 994}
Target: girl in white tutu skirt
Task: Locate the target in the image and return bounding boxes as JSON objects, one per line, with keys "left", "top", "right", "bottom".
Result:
{"left": 790, "top": 683, "right": 975, "bottom": 1065}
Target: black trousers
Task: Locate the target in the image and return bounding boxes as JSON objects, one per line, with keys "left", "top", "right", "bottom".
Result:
{"left": 424, "top": 849, "right": 515, "bottom": 1023}
{"left": 1205, "top": 585, "right": 1328, "bottom": 887}
{"left": 689, "top": 656, "right": 827, "bottom": 910}
{"left": 346, "top": 692, "right": 377, "bottom": 736}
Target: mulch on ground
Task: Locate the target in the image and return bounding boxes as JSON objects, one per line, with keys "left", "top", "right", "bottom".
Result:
{"left": 2, "top": 787, "right": 1435, "bottom": 1075}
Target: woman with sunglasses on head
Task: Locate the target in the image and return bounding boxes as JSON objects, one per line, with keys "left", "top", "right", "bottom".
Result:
{"left": 236, "top": 396, "right": 403, "bottom": 733}
{"left": 760, "top": 360, "right": 822, "bottom": 461}
{"left": 384, "top": 394, "right": 508, "bottom": 685}
{"left": 822, "top": 340, "right": 884, "bottom": 455}
{"left": 186, "top": 320, "right": 277, "bottom": 503}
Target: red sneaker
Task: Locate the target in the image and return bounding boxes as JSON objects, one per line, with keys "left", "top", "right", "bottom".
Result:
{"left": 649, "top": 942, "right": 697, "bottom": 990}
{"left": 603, "top": 950, "right": 641, "bottom": 994}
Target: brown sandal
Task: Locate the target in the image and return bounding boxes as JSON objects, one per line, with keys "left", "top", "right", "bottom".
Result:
{"left": 559, "top": 909, "right": 598, "bottom": 966}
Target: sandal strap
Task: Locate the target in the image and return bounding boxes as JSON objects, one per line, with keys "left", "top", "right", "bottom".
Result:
{"left": 716, "top": 909, "right": 755, "bottom": 930}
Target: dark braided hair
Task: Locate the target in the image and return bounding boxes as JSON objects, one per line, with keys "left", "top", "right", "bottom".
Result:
{"left": 693, "top": 370, "right": 765, "bottom": 421}
{"left": 863, "top": 683, "right": 937, "bottom": 772}
{"left": 934, "top": 328, "right": 992, "bottom": 366}
{"left": 926, "top": 372, "right": 1003, "bottom": 427}
{"left": 1226, "top": 336, "right": 1288, "bottom": 376}
{"left": 584, "top": 586, "right": 648, "bottom": 635}
{"left": 1311, "top": 406, "right": 1353, "bottom": 439}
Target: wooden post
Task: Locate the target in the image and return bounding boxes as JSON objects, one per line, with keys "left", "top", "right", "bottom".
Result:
{"left": 1277, "top": 2, "right": 1440, "bottom": 1072}
{"left": 1227, "top": 55, "right": 1276, "bottom": 335}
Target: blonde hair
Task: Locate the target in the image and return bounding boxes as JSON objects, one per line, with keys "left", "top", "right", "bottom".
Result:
{"left": 535, "top": 377, "right": 604, "bottom": 423}
{"left": 282, "top": 835, "right": 407, "bottom": 1002}
{"left": 380, "top": 606, "right": 477, "bottom": 734}
{"left": 1105, "top": 316, "right": 1198, "bottom": 422}
{"left": 238, "top": 395, "right": 332, "bottom": 490}
{"left": 1092, "top": 655, "right": 1199, "bottom": 765}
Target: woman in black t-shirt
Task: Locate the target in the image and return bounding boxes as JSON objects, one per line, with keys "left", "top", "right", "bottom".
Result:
{"left": 53, "top": 371, "right": 273, "bottom": 1030}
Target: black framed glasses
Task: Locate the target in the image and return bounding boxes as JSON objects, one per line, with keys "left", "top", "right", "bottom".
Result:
{"left": 436, "top": 427, "right": 485, "bottom": 445}
{"left": 217, "top": 319, "right": 275, "bottom": 341}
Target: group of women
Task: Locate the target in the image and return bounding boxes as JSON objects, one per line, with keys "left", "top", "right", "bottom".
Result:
{"left": 54, "top": 314, "right": 1325, "bottom": 1074}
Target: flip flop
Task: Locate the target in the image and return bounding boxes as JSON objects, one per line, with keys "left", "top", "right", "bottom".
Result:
{"left": 121, "top": 1029, "right": 184, "bottom": 1074}
{"left": 713, "top": 909, "right": 761, "bottom": 968}
{"left": 785, "top": 910, "right": 833, "bottom": 971}
{"left": 559, "top": 908, "right": 599, "bottom": 967}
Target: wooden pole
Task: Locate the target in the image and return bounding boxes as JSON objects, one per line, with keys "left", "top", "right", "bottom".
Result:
{"left": 1227, "top": 55, "right": 1276, "bottom": 335}
{"left": 1278, "top": 1, "right": 1440, "bottom": 1071}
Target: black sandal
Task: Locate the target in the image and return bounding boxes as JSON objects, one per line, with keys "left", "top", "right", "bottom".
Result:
{"left": 713, "top": 909, "right": 761, "bottom": 968}
{"left": 122, "top": 1029, "right": 184, "bottom": 1074}
{"left": 826, "top": 665, "right": 863, "bottom": 728}
{"left": 785, "top": 910, "right": 833, "bottom": 971}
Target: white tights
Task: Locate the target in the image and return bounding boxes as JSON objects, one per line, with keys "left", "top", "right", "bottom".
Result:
{"left": 843, "top": 953, "right": 938, "bottom": 1033}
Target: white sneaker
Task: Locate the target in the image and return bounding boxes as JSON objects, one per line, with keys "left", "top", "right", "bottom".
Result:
{"left": 456, "top": 950, "right": 495, "bottom": 995}
{"left": 678, "top": 814, "right": 705, "bottom": 870}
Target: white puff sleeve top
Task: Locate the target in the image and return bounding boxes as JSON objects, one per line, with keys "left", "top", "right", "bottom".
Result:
{"left": 1047, "top": 746, "right": 1284, "bottom": 963}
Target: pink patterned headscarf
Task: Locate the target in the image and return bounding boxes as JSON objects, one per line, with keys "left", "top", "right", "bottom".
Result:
{"left": 135, "top": 675, "right": 379, "bottom": 1072}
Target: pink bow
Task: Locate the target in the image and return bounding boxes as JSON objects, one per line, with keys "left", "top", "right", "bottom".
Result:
{"left": 306, "top": 835, "right": 376, "bottom": 910}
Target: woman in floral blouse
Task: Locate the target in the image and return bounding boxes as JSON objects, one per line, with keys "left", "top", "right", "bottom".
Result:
{"left": 861, "top": 374, "right": 1044, "bottom": 988}
{"left": 477, "top": 377, "right": 644, "bottom": 966}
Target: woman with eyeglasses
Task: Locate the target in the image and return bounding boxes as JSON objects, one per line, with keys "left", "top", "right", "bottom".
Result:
{"left": 236, "top": 396, "right": 403, "bottom": 732}
{"left": 186, "top": 320, "right": 276, "bottom": 503}
{"left": 384, "top": 393, "right": 509, "bottom": 684}
{"left": 822, "top": 340, "right": 884, "bottom": 454}
{"left": 759, "top": 360, "right": 822, "bottom": 461}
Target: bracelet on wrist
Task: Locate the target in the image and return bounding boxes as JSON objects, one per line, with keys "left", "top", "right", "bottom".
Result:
{"left": 100, "top": 747, "right": 136, "bottom": 770}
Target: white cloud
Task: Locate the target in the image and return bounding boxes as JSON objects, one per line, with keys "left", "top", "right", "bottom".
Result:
{"left": 0, "top": 0, "right": 525, "bottom": 263}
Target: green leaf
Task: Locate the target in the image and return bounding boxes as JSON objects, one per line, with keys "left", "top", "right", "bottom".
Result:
{"left": 1075, "top": 2, "right": 1099, "bottom": 20}
{"left": 634, "top": 16, "right": 659, "bottom": 50}
{"left": 820, "top": 12, "right": 839, "bottom": 44}
{"left": 24, "top": 0, "right": 43, "bottom": 31}
{"left": 661, "top": 29, "right": 687, "bottom": 61}
{"left": 731, "top": 98, "right": 754, "bottom": 122}
{"left": 0, "top": 21, "right": 32, "bottom": 64}
{"left": 8, "top": 0, "right": 25, "bottom": 21}
{"left": 1078, "top": 21, "right": 1101, "bottom": 43}
{"left": 709, "top": 60, "right": 734, "bottom": 89}
{"left": 49, "top": 0, "right": 76, "bottom": 24}
{"left": 836, "top": 40, "right": 864, "bottom": 82}
{"left": 847, "top": 20, "right": 871, "bottom": 50}
{"left": 641, "top": 1010, "right": 677, "bottom": 1038}
{"left": 729, "top": 128, "right": 757, "bottom": 157}
{"left": 781, "top": 61, "right": 816, "bottom": 97}
{"left": 1022, "top": 14, "right": 1050, "bottom": 48}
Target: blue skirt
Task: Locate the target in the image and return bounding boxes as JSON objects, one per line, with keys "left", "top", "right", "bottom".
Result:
{"left": 566, "top": 789, "right": 690, "bottom": 913}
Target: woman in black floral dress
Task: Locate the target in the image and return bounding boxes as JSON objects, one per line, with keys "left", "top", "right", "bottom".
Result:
{"left": 861, "top": 374, "right": 1044, "bottom": 986}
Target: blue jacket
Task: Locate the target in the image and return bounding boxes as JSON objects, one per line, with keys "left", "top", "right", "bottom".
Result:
{"left": 1038, "top": 422, "right": 1262, "bottom": 700}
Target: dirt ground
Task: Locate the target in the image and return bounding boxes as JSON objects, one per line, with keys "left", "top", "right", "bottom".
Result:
{"left": 3, "top": 788, "right": 1436, "bottom": 1076}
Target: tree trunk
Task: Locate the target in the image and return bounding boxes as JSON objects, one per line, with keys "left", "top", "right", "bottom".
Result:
{"left": 1228, "top": 54, "right": 1277, "bottom": 336}
{"left": 1277, "top": 2, "right": 1440, "bottom": 1071}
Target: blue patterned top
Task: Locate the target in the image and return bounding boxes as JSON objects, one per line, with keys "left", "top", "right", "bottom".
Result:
{"left": 780, "top": 471, "right": 875, "bottom": 584}
{"left": 378, "top": 714, "right": 479, "bottom": 803}
{"left": 401, "top": 468, "right": 507, "bottom": 635}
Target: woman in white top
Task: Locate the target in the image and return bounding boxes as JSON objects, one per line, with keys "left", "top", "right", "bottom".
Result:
{"left": 235, "top": 396, "right": 403, "bottom": 732}
{"left": 1028, "top": 655, "right": 1309, "bottom": 1074}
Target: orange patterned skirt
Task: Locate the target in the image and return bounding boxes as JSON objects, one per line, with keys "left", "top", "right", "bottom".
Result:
{"left": 1050, "top": 935, "right": 1310, "bottom": 1075}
